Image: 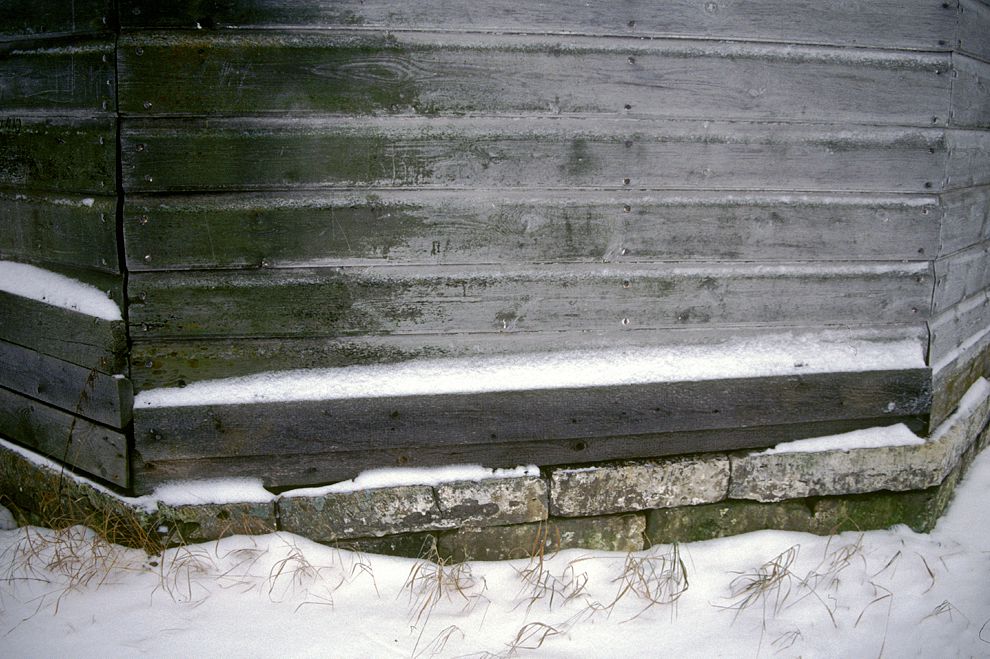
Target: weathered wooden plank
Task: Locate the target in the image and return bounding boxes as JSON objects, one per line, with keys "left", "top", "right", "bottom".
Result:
{"left": 0, "top": 39, "right": 115, "bottom": 113}
{"left": 947, "top": 129, "right": 990, "bottom": 190}
{"left": 117, "top": 32, "right": 950, "bottom": 126}
{"left": 0, "top": 291, "right": 127, "bottom": 374}
{"left": 116, "top": 0, "right": 958, "bottom": 52}
{"left": 0, "top": 0, "right": 111, "bottom": 40}
{"left": 124, "top": 191, "right": 940, "bottom": 271}
{"left": 0, "top": 192, "right": 119, "bottom": 273}
{"left": 933, "top": 241, "right": 990, "bottom": 313}
{"left": 129, "top": 325, "right": 930, "bottom": 392}
{"left": 133, "top": 414, "right": 931, "bottom": 493}
{"left": 959, "top": 0, "right": 990, "bottom": 62}
{"left": 0, "top": 386, "right": 127, "bottom": 488}
{"left": 931, "top": 324, "right": 990, "bottom": 426}
{"left": 0, "top": 115, "right": 116, "bottom": 194}
{"left": 121, "top": 117, "right": 946, "bottom": 193}
{"left": 132, "top": 369, "right": 931, "bottom": 467}
{"left": 939, "top": 184, "right": 990, "bottom": 256}
{"left": 0, "top": 340, "right": 132, "bottom": 428}
{"left": 929, "top": 290, "right": 990, "bottom": 365}
{"left": 951, "top": 54, "right": 990, "bottom": 129}
{"left": 127, "top": 263, "right": 933, "bottom": 340}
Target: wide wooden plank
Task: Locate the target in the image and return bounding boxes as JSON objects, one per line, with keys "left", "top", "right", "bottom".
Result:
{"left": 939, "top": 185, "right": 990, "bottom": 256}
{"left": 118, "top": 32, "right": 950, "bottom": 126}
{"left": 951, "top": 54, "right": 990, "bottom": 129}
{"left": 0, "top": 38, "right": 115, "bottom": 113}
{"left": 0, "top": 340, "right": 132, "bottom": 428}
{"left": 0, "top": 291, "right": 127, "bottom": 374}
{"left": 0, "top": 115, "right": 116, "bottom": 194}
{"left": 121, "top": 117, "right": 946, "bottom": 193}
{"left": 133, "top": 415, "right": 931, "bottom": 493}
{"left": 931, "top": 326, "right": 990, "bottom": 426}
{"left": 0, "top": 192, "right": 119, "bottom": 273}
{"left": 130, "top": 325, "right": 930, "bottom": 392}
{"left": 127, "top": 263, "right": 933, "bottom": 340}
{"left": 929, "top": 290, "right": 990, "bottom": 365}
{"left": 0, "top": 386, "right": 127, "bottom": 488}
{"left": 124, "top": 191, "right": 940, "bottom": 271}
{"left": 133, "top": 369, "right": 931, "bottom": 466}
{"left": 933, "top": 240, "right": 990, "bottom": 313}
{"left": 947, "top": 129, "right": 990, "bottom": 190}
{"left": 959, "top": 0, "right": 990, "bottom": 62}
{"left": 117, "top": 0, "right": 957, "bottom": 52}
{"left": 0, "top": 0, "right": 111, "bottom": 40}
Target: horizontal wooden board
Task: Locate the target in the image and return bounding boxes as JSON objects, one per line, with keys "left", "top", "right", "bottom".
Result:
{"left": 132, "top": 369, "right": 932, "bottom": 466}
{"left": 0, "top": 192, "right": 119, "bottom": 273}
{"left": 0, "top": 386, "right": 127, "bottom": 488}
{"left": 939, "top": 184, "right": 990, "bottom": 256}
{"left": 959, "top": 0, "right": 990, "bottom": 62}
{"left": 931, "top": 325, "right": 990, "bottom": 426}
{"left": 0, "top": 340, "right": 132, "bottom": 428}
{"left": 0, "top": 0, "right": 111, "bottom": 40}
{"left": 933, "top": 240, "right": 990, "bottom": 312}
{"left": 134, "top": 413, "right": 932, "bottom": 493}
{"left": 947, "top": 129, "right": 990, "bottom": 190}
{"left": 121, "top": 117, "right": 946, "bottom": 193}
{"left": 929, "top": 290, "right": 990, "bottom": 365}
{"left": 128, "top": 325, "right": 930, "bottom": 392}
{"left": 0, "top": 291, "right": 127, "bottom": 374}
{"left": 123, "top": 191, "right": 940, "bottom": 271}
{"left": 0, "top": 114, "right": 116, "bottom": 194}
{"left": 116, "top": 0, "right": 958, "bottom": 52}
{"left": 951, "top": 54, "right": 990, "bottom": 129}
{"left": 127, "top": 263, "right": 933, "bottom": 340}
{"left": 0, "top": 39, "right": 115, "bottom": 113}
{"left": 117, "top": 32, "right": 950, "bottom": 126}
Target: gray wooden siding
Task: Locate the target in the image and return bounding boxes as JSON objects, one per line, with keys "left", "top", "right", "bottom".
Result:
{"left": 0, "top": 6, "right": 130, "bottom": 488}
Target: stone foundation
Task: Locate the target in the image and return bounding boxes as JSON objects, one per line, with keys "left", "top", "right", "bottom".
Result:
{"left": 2, "top": 383, "right": 988, "bottom": 560}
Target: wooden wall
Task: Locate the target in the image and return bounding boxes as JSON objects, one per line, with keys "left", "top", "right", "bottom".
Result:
{"left": 0, "top": 1, "right": 130, "bottom": 487}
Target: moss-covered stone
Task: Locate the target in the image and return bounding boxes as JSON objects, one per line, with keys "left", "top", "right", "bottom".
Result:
{"left": 333, "top": 531, "right": 438, "bottom": 560}
{"left": 435, "top": 477, "right": 547, "bottom": 527}
{"left": 156, "top": 502, "right": 277, "bottom": 545}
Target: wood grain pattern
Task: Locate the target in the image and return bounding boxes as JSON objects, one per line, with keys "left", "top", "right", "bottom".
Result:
{"left": 121, "top": 117, "right": 946, "bottom": 193}
{"left": 123, "top": 191, "right": 940, "bottom": 271}
{"left": 132, "top": 369, "right": 932, "bottom": 463}
{"left": 133, "top": 414, "right": 932, "bottom": 493}
{"left": 0, "top": 386, "right": 128, "bottom": 487}
{"left": 951, "top": 54, "right": 990, "bottom": 129}
{"left": 0, "top": 340, "right": 132, "bottom": 428}
{"left": 0, "top": 38, "right": 115, "bottom": 113}
{"left": 959, "top": 0, "right": 990, "bottom": 62}
{"left": 933, "top": 240, "right": 990, "bottom": 312}
{"left": 947, "top": 129, "right": 990, "bottom": 190}
{"left": 116, "top": 0, "right": 958, "bottom": 52}
{"left": 0, "top": 192, "right": 119, "bottom": 273}
{"left": 0, "top": 115, "right": 115, "bottom": 194}
{"left": 127, "top": 263, "right": 933, "bottom": 340}
{"left": 0, "top": 0, "right": 111, "bottom": 40}
{"left": 929, "top": 290, "right": 990, "bottom": 365}
{"left": 129, "top": 325, "right": 929, "bottom": 392}
{"left": 939, "top": 185, "right": 990, "bottom": 256}
{"left": 117, "top": 32, "right": 950, "bottom": 127}
{"left": 0, "top": 291, "right": 127, "bottom": 374}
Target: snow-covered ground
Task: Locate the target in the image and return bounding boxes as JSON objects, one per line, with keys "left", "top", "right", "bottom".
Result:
{"left": 2, "top": 451, "right": 989, "bottom": 657}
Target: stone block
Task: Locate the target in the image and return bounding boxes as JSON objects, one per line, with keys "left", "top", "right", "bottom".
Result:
{"left": 333, "top": 531, "right": 438, "bottom": 560}
{"left": 157, "top": 501, "right": 277, "bottom": 544}
{"left": 277, "top": 485, "right": 448, "bottom": 542}
{"left": 549, "top": 456, "right": 729, "bottom": 517}
{"left": 438, "top": 514, "right": 646, "bottom": 562}
{"left": 435, "top": 477, "right": 547, "bottom": 527}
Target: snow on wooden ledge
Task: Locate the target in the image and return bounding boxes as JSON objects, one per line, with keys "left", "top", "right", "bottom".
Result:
{"left": 134, "top": 331, "right": 926, "bottom": 408}
{"left": 0, "top": 260, "right": 122, "bottom": 321}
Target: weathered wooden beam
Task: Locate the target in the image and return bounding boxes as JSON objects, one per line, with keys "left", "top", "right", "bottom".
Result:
{"left": 127, "top": 263, "right": 933, "bottom": 340}
{"left": 0, "top": 340, "right": 132, "bottom": 428}
{"left": 123, "top": 191, "right": 939, "bottom": 271}
{"left": 116, "top": 0, "right": 958, "bottom": 53}
{"left": 933, "top": 240, "right": 990, "bottom": 313}
{"left": 133, "top": 414, "right": 932, "bottom": 493}
{"left": 0, "top": 115, "right": 116, "bottom": 194}
{"left": 129, "top": 325, "right": 930, "bottom": 392}
{"left": 951, "top": 54, "right": 990, "bottom": 129}
{"left": 0, "top": 38, "right": 115, "bottom": 113}
{"left": 0, "top": 192, "right": 119, "bottom": 274}
{"left": 121, "top": 117, "right": 946, "bottom": 193}
{"left": 0, "top": 386, "right": 128, "bottom": 488}
{"left": 939, "top": 184, "right": 990, "bottom": 256}
{"left": 947, "top": 129, "right": 990, "bottom": 190}
{"left": 929, "top": 289, "right": 990, "bottom": 366}
{"left": 117, "top": 32, "right": 951, "bottom": 127}
{"left": 133, "top": 368, "right": 932, "bottom": 463}
{"left": 0, "top": 0, "right": 112, "bottom": 40}
{"left": 0, "top": 291, "right": 127, "bottom": 374}
{"left": 959, "top": 0, "right": 990, "bottom": 63}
